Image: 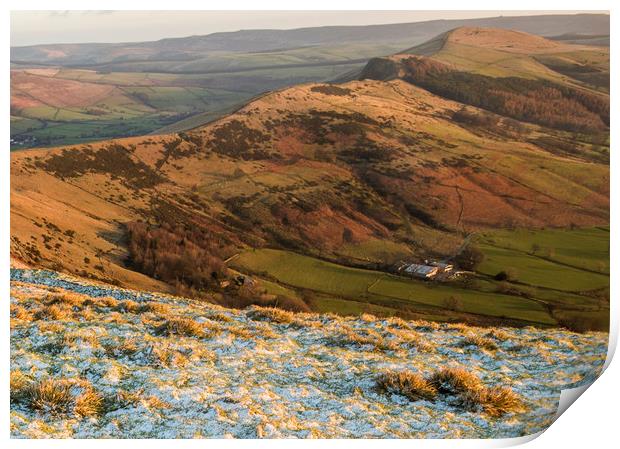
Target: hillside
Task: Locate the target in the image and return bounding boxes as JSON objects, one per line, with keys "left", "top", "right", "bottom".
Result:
{"left": 10, "top": 268, "right": 607, "bottom": 438}
{"left": 10, "top": 14, "right": 609, "bottom": 149}
{"left": 10, "top": 82, "right": 609, "bottom": 325}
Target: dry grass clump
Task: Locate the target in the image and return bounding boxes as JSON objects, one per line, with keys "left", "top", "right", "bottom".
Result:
{"left": 103, "top": 311, "right": 130, "bottom": 324}
{"left": 115, "top": 300, "right": 142, "bottom": 314}
{"left": 486, "top": 329, "right": 511, "bottom": 341}
{"left": 105, "top": 389, "right": 142, "bottom": 411}
{"left": 139, "top": 301, "right": 171, "bottom": 316}
{"left": 12, "top": 375, "right": 106, "bottom": 418}
{"left": 228, "top": 326, "right": 255, "bottom": 340}
{"left": 385, "top": 316, "right": 412, "bottom": 330}
{"left": 35, "top": 303, "right": 72, "bottom": 321}
{"left": 208, "top": 312, "right": 234, "bottom": 323}
{"left": 10, "top": 304, "right": 34, "bottom": 321}
{"left": 388, "top": 328, "right": 435, "bottom": 352}
{"left": 250, "top": 322, "right": 278, "bottom": 339}
{"left": 105, "top": 337, "right": 140, "bottom": 358}
{"left": 150, "top": 345, "right": 189, "bottom": 368}
{"left": 460, "top": 386, "right": 525, "bottom": 417}
{"left": 409, "top": 320, "right": 440, "bottom": 331}
{"left": 62, "top": 329, "right": 100, "bottom": 348}
{"left": 460, "top": 333, "right": 498, "bottom": 351}
{"left": 376, "top": 371, "right": 438, "bottom": 401}
{"left": 36, "top": 322, "right": 65, "bottom": 333}
{"left": 329, "top": 327, "right": 398, "bottom": 352}
{"left": 73, "top": 385, "right": 104, "bottom": 417}
{"left": 429, "top": 367, "right": 484, "bottom": 395}
{"left": 10, "top": 370, "right": 32, "bottom": 403}
{"left": 26, "top": 378, "right": 74, "bottom": 415}
{"left": 248, "top": 306, "right": 295, "bottom": 324}
{"left": 154, "top": 317, "right": 205, "bottom": 338}
{"left": 84, "top": 296, "right": 120, "bottom": 309}
{"left": 428, "top": 367, "right": 524, "bottom": 417}
{"left": 377, "top": 366, "right": 525, "bottom": 417}
{"left": 360, "top": 313, "right": 377, "bottom": 323}
{"left": 45, "top": 292, "right": 86, "bottom": 308}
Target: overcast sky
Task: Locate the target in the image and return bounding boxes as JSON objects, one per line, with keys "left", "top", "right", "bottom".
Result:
{"left": 11, "top": 10, "right": 604, "bottom": 47}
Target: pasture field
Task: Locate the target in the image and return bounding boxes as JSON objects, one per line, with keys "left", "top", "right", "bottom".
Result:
{"left": 231, "top": 248, "right": 555, "bottom": 326}
{"left": 478, "top": 227, "right": 609, "bottom": 275}
{"left": 10, "top": 56, "right": 365, "bottom": 148}
{"left": 231, "top": 226, "right": 609, "bottom": 329}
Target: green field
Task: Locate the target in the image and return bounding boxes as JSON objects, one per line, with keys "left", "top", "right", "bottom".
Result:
{"left": 231, "top": 227, "right": 609, "bottom": 329}
{"left": 232, "top": 248, "right": 555, "bottom": 325}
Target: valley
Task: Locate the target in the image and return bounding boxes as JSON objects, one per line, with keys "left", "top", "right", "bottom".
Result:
{"left": 8, "top": 12, "right": 612, "bottom": 440}
{"left": 10, "top": 25, "right": 609, "bottom": 332}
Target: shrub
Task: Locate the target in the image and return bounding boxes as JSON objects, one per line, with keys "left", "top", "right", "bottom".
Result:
{"left": 454, "top": 246, "right": 485, "bottom": 271}
{"left": 495, "top": 267, "right": 518, "bottom": 282}
{"left": 443, "top": 295, "right": 463, "bottom": 312}
{"left": 377, "top": 371, "right": 438, "bottom": 401}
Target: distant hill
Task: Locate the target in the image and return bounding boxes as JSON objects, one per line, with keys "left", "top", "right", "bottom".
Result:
{"left": 359, "top": 27, "right": 609, "bottom": 130}
{"left": 10, "top": 14, "right": 609, "bottom": 149}
{"left": 11, "top": 14, "right": 609, "bottom": 69}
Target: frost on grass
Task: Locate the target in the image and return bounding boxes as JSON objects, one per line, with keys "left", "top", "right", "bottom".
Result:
{"left": 10, "top": 269, "right": 608, "bottom": 438}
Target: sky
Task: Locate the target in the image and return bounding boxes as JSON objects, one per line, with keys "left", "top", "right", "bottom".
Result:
{"left": 11, "top": 10, "right": 604, "bottom": 47}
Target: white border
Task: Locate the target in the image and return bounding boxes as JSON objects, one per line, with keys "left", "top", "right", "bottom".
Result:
{"left": 2, "top": 1, "right": 616, "bottom": 447}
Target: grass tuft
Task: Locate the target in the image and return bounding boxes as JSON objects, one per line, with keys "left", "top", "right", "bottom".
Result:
{"left": 376, "top": 371, "right": 437, "bottom": 401}
{"left": 428, "top": 367, "right": 484, "bottom": 395}
{"left": 460, "top": 333, "right": 498, "bottom": 351}
{"left": 74, "top": 386, "right": 104, "bottom": 417}
{"left": 154, "top": 317, "right": 205, "bottom": 337}
{"left": 10, "top": 370, "right": 32, "bottom": 403}
{"left": 460, "top": 386, "right": 525, "bottom": 417}
{"left": 26, "top": 378, "right": 74, "bottom": 415}
{"left": 248, "top": 306, "right": 295, "bottom": 324}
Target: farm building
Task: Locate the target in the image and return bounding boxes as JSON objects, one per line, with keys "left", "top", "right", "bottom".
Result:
{"left": 402, "top": 263, "right": 440, "bottom": 279}
{"left": 429, "top": 261, "right": 453, "bottom": 272}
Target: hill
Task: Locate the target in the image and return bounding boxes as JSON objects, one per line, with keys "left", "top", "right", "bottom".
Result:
{"left": 11, "top": 14, "right": 609, "bottom": 67}
{"left": 11, "top": 60, "right": 609, "bottom": 327}
{"left": 10, "top": 14, "right": 609, "bottom": 149}
{"left": 10, "top": 268, "right": 607, "bottom": 438}
{"left": 359, "top": 28, "right": 609, "bottom": 135}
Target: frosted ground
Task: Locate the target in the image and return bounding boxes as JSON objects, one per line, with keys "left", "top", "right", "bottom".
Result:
{"left": 10, "top": 269, "right": 607, "bottom": 439}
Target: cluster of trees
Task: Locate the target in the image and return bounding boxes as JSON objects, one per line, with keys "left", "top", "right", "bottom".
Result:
{"left": 401, "top": 57, "right": 609, "bottom": 133}
{"left": 126, "top": 220, "right": 226, "bottom": 294}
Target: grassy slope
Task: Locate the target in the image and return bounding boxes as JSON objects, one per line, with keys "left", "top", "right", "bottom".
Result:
{"left": 10, "top": 78, "right": 609, "bottom": 326}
